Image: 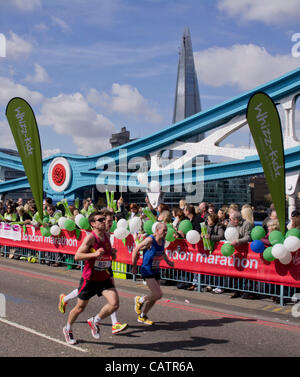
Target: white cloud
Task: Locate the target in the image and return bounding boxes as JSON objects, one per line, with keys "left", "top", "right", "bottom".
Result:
{"left": 87, "top": 84, "right": 163, "bottom": 124}
{"left": 11, "top": 0, "right": 41, "bottom": 12}
{"left": 6, "top": 31, "right": 33, "bottom": 59}
{"left": 217, "top": 0, "right": 300, "bottom": 24}
{"left": 0, "top": 120, "right": 16, "bottom": 150}
{"left": 194, "top": 44, "right": 300, "bottom": 91}
{"left": 0, "top": 76, "right": 44, "bottom": 106}
{"left": 25, "top": 63, "right": 50, "bottom": 83}
{"left": 51, "top": 16, "right": 71, "bottom": 33}
{"left": 38, "top": 92, "right": 114, "bottom": 155}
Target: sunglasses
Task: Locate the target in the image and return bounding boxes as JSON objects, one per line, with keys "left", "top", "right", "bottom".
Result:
{"left": 95, "top": 217, "right": 105, "bottom": 223}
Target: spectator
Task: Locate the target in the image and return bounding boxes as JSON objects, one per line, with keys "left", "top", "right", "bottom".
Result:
{"left": 198, "top": 202, "right": 209, "bottom": 221}
{"left": 287, "top": 209, "right": 300, "bottom": 230}
{"left": 207, "top": 204, "right": 216, "bottom": 216}
{"left": 179, "top": 200, "right": 186, "bottom": 210}
{"left": 0, "top": 200, "right": 5, "bottom": 216}
{"left": 217, "top": 208, "right": 229, "bottom": 229}
{"left": 3, "top": 203, "right": 17, "bottom": 222}
{"left": 184, "top": 204, "right": 204, "bottom": 233}
{"left": 261, "top": 219, "right": 280, "bottom": 247}
{"left": 227, "top": 210, "right": 253, "bottom": 247}
{"left": 205, "top": 213, "right": 224, "bottom": 243}
{"left": 228, "top": 210, "right": 254, "bottom": 299}
{"left": 158, "top": 210, "right": 172, "bottom": 224}
{"left": 172, "top": 207, "right": 187, "bottom": 230}
{"left": 115, "top": 197, "right": 128, "bottom": 220}
{"left": 262, "top": 210, "right": 278, "bottom": 233}
{"left": 16, "top": 206, "right": 32, "bottom": 224}
{"left": 241, "top": 205, "right": 254, "bottom": 226}
{"left": 129, "top": 203, "right": 139, "bottom": 219}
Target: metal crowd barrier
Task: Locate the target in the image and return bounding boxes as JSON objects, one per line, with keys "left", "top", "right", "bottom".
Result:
{"left": 0, "top": 245, "right": 297, "bottom": 306}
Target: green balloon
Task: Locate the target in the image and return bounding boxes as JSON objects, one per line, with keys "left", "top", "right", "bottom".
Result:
{"left": 268, "top": 230, "right": 284, "bottom": 246}
{"left": 143, "top": 220, "right": 154, "bottom": 235}
{"left": 263, "top": 246, "right": 276, "bottom": 262}
{"left": 221, "top": 243, "right": 235, "bottom": 257}
{"left": 40, "top": 226, "right": 51, "bottom": 237}
{"left": 285, "top": 228, "right": 300, "bottom": 240}
{"left": 79, "top": 217, "right": 90, "bottom": 230}
{"left": 64, "top": 219, "right": 76, "bottom": 231}
{"left": 110, "top": 220, "right": 117, "bottom": 233}
{"left": 165, "top": 225, "right": 176, "bottom": 242}
{"left": 42, "top": 216, "right": 49, "bottom": 224}
{"left": 178, "top": 219, "right": 193, "bottom": 235}
{"left": 251, "top": 226, "right": 266, "bottom": 241}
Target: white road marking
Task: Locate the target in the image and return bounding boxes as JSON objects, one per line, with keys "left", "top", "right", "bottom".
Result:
{"left": 0, "top": 317, "right": 88, "bottom": 353}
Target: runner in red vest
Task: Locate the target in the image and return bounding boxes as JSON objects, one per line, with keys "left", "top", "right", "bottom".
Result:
{"left": 63, "top": 210, "right": 119, "bottom": 345}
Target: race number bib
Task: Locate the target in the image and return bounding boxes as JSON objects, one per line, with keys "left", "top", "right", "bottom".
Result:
{"left": 94, "top": 259, "right": 111, "bottom": 271}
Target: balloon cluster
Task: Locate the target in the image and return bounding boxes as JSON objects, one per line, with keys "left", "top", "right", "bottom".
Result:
{"left": 250, "top": 226, "right": 300, "bottom": 265}
{"left": 220, "top": 227, "right": 239, "bottom": 256}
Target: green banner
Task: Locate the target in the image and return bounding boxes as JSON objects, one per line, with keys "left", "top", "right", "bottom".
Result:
{"left": 6, "top": 97, "right": 44, "bottom": 220}
{"left": 246, "top": 92, "right": 285, "bottom": 234}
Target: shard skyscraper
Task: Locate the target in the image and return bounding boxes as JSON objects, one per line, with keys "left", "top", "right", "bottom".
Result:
{"left": 172, "top": 28, "right": 203, "bottom": 142}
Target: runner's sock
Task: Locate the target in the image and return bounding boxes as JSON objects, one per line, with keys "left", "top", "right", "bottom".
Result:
{"left": 110, "top": 311, "right": 118, "bottom": 325}
{"left": 66, "top": 322, "right": 72, "bottom": 331}
{"left": 139, "top": 297, "right": 145, "bottom": 304}
{"left": 64, "top": 289, "right": 78, "bottom": 304}
{"left": 94, "top": 314, "right": 101, "bottom": 324}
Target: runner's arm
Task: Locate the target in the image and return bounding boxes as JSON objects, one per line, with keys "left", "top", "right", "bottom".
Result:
{"left": 74, "top": 234, "right": 103, "bottom": 261}
{"left": 131, "top": 237, "right": 152, "bottom": 274}
{"left": 163, "top": 252, "right": 174, "bottom": 267}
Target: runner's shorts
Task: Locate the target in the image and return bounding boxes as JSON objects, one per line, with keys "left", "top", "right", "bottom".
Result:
{"left": 77, "top": 277, "right": 115, "bottom": 300}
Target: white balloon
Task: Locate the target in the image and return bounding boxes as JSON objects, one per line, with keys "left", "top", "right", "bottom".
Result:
{"left": 117, "top": 218, "right": 128, "bottom": 229}
{"left": 186, "top": 230, "right": 201, "bottom": 244}
{"left": 271, "top": 243, "right": 289, "bottom": 259}
{"left": 283, "top": 236, "right": 300, "bottom": 252}
{"left": 137, "top": 172, "right": 148, "bottom": 187}
{"left": 224, "top": 227, "right": 239, "bottom": 242}
{"left": 279, "top": 252, "right": 293, "bottom": 265}
{"left": 129, "top": 217, "right": 142, "bottom": 233}
{"left": 114, "top": 228, "right": 129, "bottom": 240}
{"left": 75, "top": 214, "right": 84, "bottom": 227}
{"left": 149, "top": 180, "right": 160, "bottom": 193}
{"left": 58, "top": 216, "right": 67, "bottom": 229}
{"left": 50, "top": 225, "right": 61, "bottom": 236}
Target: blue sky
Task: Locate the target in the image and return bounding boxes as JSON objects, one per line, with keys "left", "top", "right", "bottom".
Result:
{"left": 0, "top": 0, "right": 299, "bottom": 158}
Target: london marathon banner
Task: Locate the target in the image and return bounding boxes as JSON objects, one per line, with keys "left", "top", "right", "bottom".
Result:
{"left": 1, "top": 226, "right": 299, "bottom": 287}
{"left": 247, "top": 92, "right": 286, "bottom": 234}
{"left": 6, "top": 98, "right": 44, "bottom": 220}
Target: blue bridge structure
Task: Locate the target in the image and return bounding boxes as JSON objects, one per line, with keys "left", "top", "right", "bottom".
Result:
{"left": 0, "top": 67, "right": 299, "bottom": 209}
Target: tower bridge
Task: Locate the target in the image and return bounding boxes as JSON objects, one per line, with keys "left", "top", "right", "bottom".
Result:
{"left": 0, "top": 65, "right": 299, "bottom": 213}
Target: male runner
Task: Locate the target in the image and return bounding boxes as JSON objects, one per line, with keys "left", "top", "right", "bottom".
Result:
{"left": 59, "top": 211, "right": 127, "bottom": 335}
{"left": 132, "top": 222, "right": 174, "bottom": 325}
{"left": 62, "top": 210, "right": 120, "bottom": 345}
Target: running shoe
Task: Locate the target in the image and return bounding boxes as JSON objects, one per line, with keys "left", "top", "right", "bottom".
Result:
{"left": 58, "top": 294, "right": 67, "bottom": 314}
{"left": 112, "top": 322, "right": 128, "bottom": 334}
{"left": 137, "top": 315, "right": 154, "bottom": 325}
{"left": 87, "top": 317, "right": 101, "bottom": 339}
{"left": 63, "top": 326, "right": 77, "bottom": 345}
{"left": 134, "top": 296, "right": 143, "bottom": 315}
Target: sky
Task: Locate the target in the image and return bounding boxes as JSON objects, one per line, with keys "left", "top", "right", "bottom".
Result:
{"left": 0, "top": 0, "right": 299, "bottom": 159}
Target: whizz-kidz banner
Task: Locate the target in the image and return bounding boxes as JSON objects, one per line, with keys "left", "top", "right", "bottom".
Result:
{"left": 1, "top": 224, "right": 300, "bottom": 287}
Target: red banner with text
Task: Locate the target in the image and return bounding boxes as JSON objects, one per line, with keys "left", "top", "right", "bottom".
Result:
{"left": 0, "top": 223, "right": 300, "bottom": 287}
